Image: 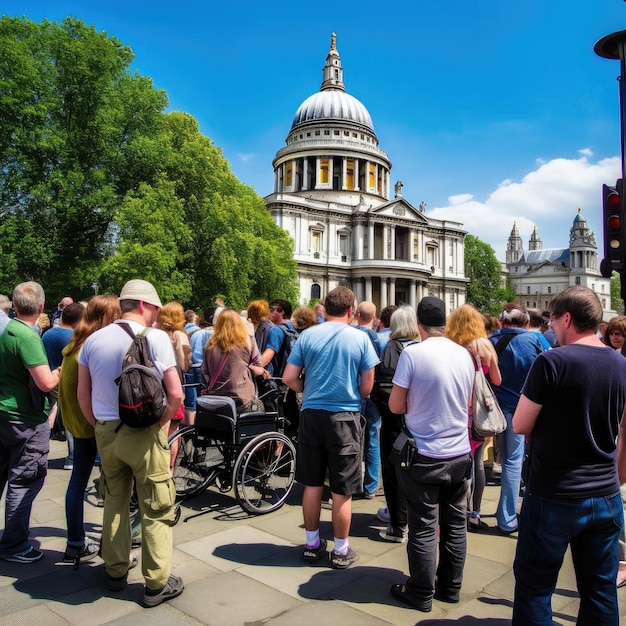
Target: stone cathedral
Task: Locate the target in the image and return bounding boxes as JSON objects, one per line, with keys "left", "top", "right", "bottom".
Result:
{"left": 265, "top": 34, "right": 467, "bottom": 311}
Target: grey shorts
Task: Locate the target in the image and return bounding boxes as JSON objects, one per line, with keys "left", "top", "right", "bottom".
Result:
{"left": 296, "top": 408, "right": 362, "bottom": 496}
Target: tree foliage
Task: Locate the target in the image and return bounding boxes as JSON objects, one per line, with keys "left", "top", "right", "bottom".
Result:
{"left": 0, "top": 16, "right": 298, "bottom": 310}
{"left": 464, "top": 234, "right": 516, "bottom": 315}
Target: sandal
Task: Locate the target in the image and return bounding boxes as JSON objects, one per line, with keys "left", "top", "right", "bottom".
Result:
{"left": 390, "top": 583, "right": 432, "bottom": 612}
{"left": 467, "top": 516, "right": 488, "bottom": 532}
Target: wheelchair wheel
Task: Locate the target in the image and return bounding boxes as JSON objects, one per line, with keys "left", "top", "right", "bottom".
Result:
{"left": 169, "top": 426, "right": 222, "bottom": 500}
{"left": 233, "top": 432, "right": 296, "bottom": 515}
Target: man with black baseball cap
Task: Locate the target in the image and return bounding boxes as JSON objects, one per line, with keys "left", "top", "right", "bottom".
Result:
{"left": 388, "top": 296, "right": 474, "bottom": 613}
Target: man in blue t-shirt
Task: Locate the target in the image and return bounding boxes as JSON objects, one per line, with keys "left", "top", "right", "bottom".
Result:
{"left": 488, "top": 303, "right": 550, "bottom": 534}
{"left": 283, "top": 286, "right": 379, "bottom": 570}
{"left": 355, "top": 301, "right": 383, "bottom": 498}
{"left": 42, "top": 302, "right": 84, "bottom": 468}
{"left": 260, "top": 299, "right": 296, "bottom": 377}
{"left": 512, "top": 286, "right": 626, "bottom": 625}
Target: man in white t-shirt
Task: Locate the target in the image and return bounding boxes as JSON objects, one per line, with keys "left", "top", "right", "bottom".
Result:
{"left": 77, "top": 280, "right": 184, "bottom": 608}
{"left": 388, "top": 296, "right": 474, "bottom": 613}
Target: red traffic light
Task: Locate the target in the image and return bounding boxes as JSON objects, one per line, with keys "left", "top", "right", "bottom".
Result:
{"left": 607, "top": 191, "right": 621, "bottom": 207}
{"left": 608, "top": 215, "right": 622, "bottom": 231}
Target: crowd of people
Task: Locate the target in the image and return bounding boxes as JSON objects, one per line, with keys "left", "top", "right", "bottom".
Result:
{"left": 1, "top": 279, "right": 626, "bottom": 622}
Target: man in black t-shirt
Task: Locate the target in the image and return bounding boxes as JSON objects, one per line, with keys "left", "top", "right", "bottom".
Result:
{"left": 512, "top": 286, "right": 626, "bottom": 626}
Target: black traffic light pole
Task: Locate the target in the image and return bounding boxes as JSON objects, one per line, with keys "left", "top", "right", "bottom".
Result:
{"left": 595, "top": 31, "right": 626, "bottom": 299}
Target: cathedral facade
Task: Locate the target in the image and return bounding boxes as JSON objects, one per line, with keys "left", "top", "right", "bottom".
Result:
{"left": 265, "top": 35, "right": 467, "bottom": 311}
{"left": 505, "top": 209, "right": 612, "bottom": 314}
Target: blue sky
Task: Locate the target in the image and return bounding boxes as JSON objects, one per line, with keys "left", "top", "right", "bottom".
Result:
{"left": 3, "top": 0, "right": 626, "bottom": 261}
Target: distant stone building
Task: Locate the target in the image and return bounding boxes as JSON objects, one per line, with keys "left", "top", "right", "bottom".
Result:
{"left": 265, "top": 34, "right": 467, "bottom": 311}
{"left": 505, "top": 209, "right": 612, "bottom": 314}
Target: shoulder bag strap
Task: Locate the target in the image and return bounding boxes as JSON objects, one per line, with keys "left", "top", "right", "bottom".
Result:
{"left": 206, "top": 353, "right": 229, "bottom": 392}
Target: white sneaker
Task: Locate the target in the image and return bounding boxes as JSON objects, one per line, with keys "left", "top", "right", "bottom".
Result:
{"left": 376, "top": 507, "right": 390, "bottom": 524}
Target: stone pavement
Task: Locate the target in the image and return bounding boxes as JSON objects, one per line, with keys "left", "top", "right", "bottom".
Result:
{"left": 1, "top": 439, "right": 625, "bottom": 625}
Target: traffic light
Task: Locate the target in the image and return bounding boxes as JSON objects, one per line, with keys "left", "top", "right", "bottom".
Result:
{"left": 601, "top": 178, "right": 625, "bottom": 277}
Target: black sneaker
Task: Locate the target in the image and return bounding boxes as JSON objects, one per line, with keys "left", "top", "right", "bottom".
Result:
{"left": 143, "top": 574, "right": 184, "bottom": 608}
{"left": 379, "top": 526, "right": 406, "bottom": 543}
{"left": 1, "top": 546, "right": 43, "bottom": 563}
{"left": 106, "top": 556, "right": 139, "bottom": 591}
{"left": 63, "top": 540, "right": 99, "bottom": 565}
{"left": 329, "top": 546, "right": 358, "bottom": 569}
{"left": 302, "top": 538, "right": 328, "bottom": 563}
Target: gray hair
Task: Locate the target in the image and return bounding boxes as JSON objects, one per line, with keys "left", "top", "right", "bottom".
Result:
{"left": 500, "top": 303, "right": 529, "bottom": 328}
{"left": 13, "top": 281, "right": 45, "bottom": 316}
{"left": 390, "top": 305, "right": 419, "bottom": 340}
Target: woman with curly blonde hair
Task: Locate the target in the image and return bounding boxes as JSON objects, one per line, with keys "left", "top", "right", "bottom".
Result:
{"left": 203, "top": 309, "right": 269, "bottom": 413}
{"left": 446, "top": 304, "right": 502, "bottom": 532}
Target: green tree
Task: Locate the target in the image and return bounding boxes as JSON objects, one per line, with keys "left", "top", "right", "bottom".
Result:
{"left": 0, "top": 17, "right": 299, "bottom": 308}
{"left": 610, "top": 272, "right": 624, "bottom": 314}
{"left": 464, "top": 234, "right": 516, "bottom": 315}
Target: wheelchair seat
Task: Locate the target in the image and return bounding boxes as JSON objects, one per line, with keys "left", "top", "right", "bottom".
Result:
{"left": 195, "top": 394, "right": 276, "bottom": 443}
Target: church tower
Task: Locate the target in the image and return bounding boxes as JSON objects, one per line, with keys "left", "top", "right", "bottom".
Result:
{"left": 569, "top": 208, "right": 598, "bottom": 274}
{"left": 528, "top": 226, "right": 542, "bottom": 251}
{"left": 506, "top": 222, "right": 524, "bottom": 264}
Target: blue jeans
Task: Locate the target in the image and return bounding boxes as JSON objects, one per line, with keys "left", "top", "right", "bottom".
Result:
{"left": 0, "top": 418, "right": 49, "bottom": 556}
{"left": 496, "top": 409, "right": 524, "bottom": 531}
{"left": 513, "top": 491, "right": 623, "bottom": 625}
{"left": 361, "top": 398, "right": 381, "bottom": 496}
{"left": 65, "top": 436, "right": 98, "bottom": 547}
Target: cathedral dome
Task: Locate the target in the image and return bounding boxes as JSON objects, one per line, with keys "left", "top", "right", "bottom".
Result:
{"left": 290, "top": 90, "right": 374, "bottom": 132}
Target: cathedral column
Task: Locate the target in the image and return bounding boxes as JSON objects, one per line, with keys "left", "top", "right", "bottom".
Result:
{"left": 302, "top": 159, "right": 309, "bottom": 191}
{"left": 380, "top": 277, "right": 388, "bottom": 309}
{"left": 314, "top": 157, "right": 321, "bottom": 190}
{"left": 354, "top": 159, "right": 360, "bottom": 191}
{"left": 382, "top": 224, "right": 388, "bottom": 260}
{"left": 389, "top": 277, "right": 396, "bottom": 306}
{"left": 356, "top": 223, "right": 364, "bottom": 260}
{"left": 390, "top": 226, "right": 396, "bottom": 260}
{"left": 368, "top": 223, "right": 374, "bottom": 260}
{"left": 342, "top": 157, "right": 347, "bottom": 190}
{"left": 365, "top": 277, "right": 373, "bottom": 302}
{"left": 410, "top": 279, "right": 417, "bottom": 309}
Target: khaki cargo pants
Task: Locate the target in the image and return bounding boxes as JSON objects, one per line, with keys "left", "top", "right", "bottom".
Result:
{"left": 95, "top": 420, "right": 176, "bottom": 590}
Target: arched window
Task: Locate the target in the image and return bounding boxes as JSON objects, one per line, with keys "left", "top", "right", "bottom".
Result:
{"left": 311, "top": 284, "right": 321, "bottom": 300}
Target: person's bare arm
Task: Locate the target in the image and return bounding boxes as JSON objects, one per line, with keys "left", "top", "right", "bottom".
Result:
{"left": 512, "top": 394, "right": 543, "bottom": 436}
{"left": 77, "top": 364, "right": 96, "bottom": 427}
{"left": 259, "top": 347, "right": 276, "bottom": 368}
{"left": 359, "top": 368, "right": 375, "bottom": 398}
{"left": 283, "top": 362, "right": 304, "bottom": 393}
{"left": 29, "top": 363, "right": 60, "bottom": 393}
{"left": 389, "top": 384, "right": 408, "bottom": 415}
{"left": 160, "top": 366, "right": 184, "bottom": 427}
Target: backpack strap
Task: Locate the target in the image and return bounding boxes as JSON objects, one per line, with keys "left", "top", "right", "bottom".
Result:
{"left": 494, "top": 332, "right": 517, "bottom": 356}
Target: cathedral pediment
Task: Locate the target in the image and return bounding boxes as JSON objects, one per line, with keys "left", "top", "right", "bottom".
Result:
{"left": 369, "top": 199, "right": 429, "bottom": 224}
{"left": 524, "top": 261, "right": 570, "bottom": 276}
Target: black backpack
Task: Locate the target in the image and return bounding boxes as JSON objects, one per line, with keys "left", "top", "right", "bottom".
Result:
{"left": 273, "top": 325, "right": 299, "bottom": 377}
{"left": 114, "top": 322, "right": 167, "bottom": 429}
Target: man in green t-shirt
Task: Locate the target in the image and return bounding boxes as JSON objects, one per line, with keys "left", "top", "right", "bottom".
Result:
{"left": 0, "top": 281, "right": 60, "bottom": 563}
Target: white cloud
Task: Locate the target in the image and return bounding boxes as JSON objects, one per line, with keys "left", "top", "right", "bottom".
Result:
{"left": 237, "top": 153, "right": 255, "bottom": 162}
{"left": 578, "top": 148, "right": 593, "bottom": 157}
{"left": 428, "top": 155, "right": 621, "bottom": 261}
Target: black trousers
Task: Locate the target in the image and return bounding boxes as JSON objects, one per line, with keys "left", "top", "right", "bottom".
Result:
{"left": 397, "top": 453, "right": 472, "bottom": 601}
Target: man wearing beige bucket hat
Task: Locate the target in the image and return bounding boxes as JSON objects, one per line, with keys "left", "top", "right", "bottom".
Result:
{"left": 77, "top": 279, "right": 185, "bottom": 607}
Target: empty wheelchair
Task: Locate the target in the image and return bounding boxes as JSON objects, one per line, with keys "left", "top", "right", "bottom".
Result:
{"left": 168, "top": 383, "right": 296, "bottom": 515}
